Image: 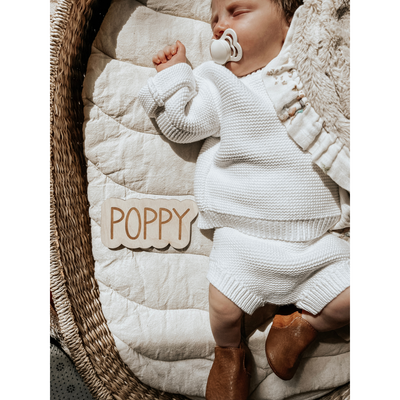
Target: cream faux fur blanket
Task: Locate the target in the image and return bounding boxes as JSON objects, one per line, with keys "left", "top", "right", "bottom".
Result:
{"left": 292, "top": 0, "right": 350, "bottom": 149}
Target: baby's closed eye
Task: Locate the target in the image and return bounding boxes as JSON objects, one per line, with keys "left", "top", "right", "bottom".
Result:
{"left": 232, "top": 7, "right": 251, "bottom": 17}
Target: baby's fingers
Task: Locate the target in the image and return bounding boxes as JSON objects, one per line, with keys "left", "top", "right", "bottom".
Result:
{"left": 163, "top": 45, "right": 175, "bottom": 60}
{"left": 152, "top": 54, "right": 161, "bottom": 65}
{"left": 170, "top": 43, "right": 177, "bottom": 56}
{"left": 156, "top": 49, "right": 168, "bottom": 64}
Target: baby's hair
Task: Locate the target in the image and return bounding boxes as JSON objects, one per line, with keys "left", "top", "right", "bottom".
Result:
{"left": 271, "top": 0, "right": 304, "bottom": 24}
{"left": 209, "top": 1, "right": 304, "bottom": 25}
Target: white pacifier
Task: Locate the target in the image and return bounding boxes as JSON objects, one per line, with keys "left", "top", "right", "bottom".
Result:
{"left": 210, "top": 28, "right": 243, "bottom": 65}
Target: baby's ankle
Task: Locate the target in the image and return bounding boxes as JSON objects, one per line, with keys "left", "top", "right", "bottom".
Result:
{"left": 301, "top": 310, "right": 320, "bottom": 331}
{"left": 216, "top": 339, "right": 241, "bottom": 348}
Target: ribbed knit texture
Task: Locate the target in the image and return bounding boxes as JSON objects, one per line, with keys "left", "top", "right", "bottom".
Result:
{"left": 207, "top": 227, "right": 350, "bottom": 315}
{"left": 139, "top": 62, "right": 341, "bottom": 242}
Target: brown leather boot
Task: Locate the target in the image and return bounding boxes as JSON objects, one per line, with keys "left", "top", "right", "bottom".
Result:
{"left": 265, "top": 311, "right": 318, "bottom": 380}
{"left": 205, "top": 339, "right": 253, "bottom": 400}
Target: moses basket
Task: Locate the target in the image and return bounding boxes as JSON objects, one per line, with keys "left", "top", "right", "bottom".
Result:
{"left": 50, "top": 0, "right": 350, "bottom": 399}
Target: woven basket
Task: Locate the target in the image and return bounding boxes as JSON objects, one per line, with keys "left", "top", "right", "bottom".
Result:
{"left": 49, "top": 0, "right": 349, "bottom": 399}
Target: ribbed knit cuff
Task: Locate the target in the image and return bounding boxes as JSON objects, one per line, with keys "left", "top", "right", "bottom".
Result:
{"left": 197, "top": 209, "right": 340, "bottom": 242}
{"left": 138, "top": 63, "right": 195, "bottom": 118}
{"left": 297, "top": 259, "right": 350, "bottom": 315}
{"left": 207, "top": 261, "right": 264, "bottom": 315}
{"left": 138, "top": 83, "right": 160, "bottom": 118}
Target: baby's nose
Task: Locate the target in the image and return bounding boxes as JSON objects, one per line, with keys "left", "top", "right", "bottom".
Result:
{"left": 212, "top": 22, "right": 229, "bottom": 40}
{"left": 213, "top": 29, "right": 227, "bottom": 40}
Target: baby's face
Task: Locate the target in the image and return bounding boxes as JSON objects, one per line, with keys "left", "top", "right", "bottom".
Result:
{"left": 210, "top": 0, "right": 290, "bottom": 77}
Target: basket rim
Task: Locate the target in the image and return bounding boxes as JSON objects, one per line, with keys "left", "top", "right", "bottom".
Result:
{"left": 50, "top": 1, "right": 115, "bottom": 399}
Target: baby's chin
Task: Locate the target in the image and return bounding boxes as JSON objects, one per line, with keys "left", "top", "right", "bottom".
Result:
{"left": 225, "top": 60, "right": 265, "bottom": 77}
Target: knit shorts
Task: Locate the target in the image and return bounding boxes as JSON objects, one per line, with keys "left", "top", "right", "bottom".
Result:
{"left": 207, "top": 227, "right": 350, "bottom": 315}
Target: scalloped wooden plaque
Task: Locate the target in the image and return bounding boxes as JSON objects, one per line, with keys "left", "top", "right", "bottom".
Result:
{"left": 101, "top": 198, "right": 198, "bottom": 250}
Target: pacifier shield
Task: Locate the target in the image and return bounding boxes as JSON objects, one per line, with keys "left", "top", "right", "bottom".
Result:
{"left": 210, "top": 28, "right": 242, "bottom": 65}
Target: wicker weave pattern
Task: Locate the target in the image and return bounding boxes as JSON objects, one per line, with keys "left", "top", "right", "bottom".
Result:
{"left": 49, "top": 0, "right": 349, "bottom": 399}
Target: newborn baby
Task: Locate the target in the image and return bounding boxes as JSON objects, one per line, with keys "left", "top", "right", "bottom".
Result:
{"left": 139, "top": 1, "right": 350, "bottom": 398}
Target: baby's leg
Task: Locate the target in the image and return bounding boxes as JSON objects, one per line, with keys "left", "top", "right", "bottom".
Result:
{"left": 209, "top": 283, "right": 244, "bottom": 347}
{"left": 302, "top": 286, "right": 350, "bottom": 332}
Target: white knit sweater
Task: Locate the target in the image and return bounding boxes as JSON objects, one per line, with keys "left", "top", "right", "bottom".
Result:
{"left": 139, "top": 62, "right": 342, "bottom": 242}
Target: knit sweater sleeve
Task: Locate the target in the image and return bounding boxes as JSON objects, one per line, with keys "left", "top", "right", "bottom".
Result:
{"left": 138, "top": 62, "right": 220, "bottom": 143}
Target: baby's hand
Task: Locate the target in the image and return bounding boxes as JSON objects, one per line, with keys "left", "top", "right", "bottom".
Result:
{"left": 152, "top": 40, "right": 186, "bottom": 73}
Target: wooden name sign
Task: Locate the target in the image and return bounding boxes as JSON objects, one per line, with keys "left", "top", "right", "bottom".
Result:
{"left": 101, "top": 198, "right": 198, "bottom": 250}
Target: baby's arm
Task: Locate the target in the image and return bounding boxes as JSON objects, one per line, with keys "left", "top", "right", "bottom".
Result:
{"left": 138, "top": 41, "right": 220, "bottom": 144}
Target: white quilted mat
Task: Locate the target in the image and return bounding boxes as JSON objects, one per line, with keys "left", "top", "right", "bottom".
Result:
{"left": 82, "top": 1, "right": 350, "bottom": 398}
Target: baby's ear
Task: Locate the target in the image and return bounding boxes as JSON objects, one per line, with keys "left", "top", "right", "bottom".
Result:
{"left": 282, "top": 19, "right": 290, "bottom": 42}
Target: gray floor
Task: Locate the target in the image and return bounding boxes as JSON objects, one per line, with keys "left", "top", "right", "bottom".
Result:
{"left": 50, "top": 341, "right": 95, "bottom": 400}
